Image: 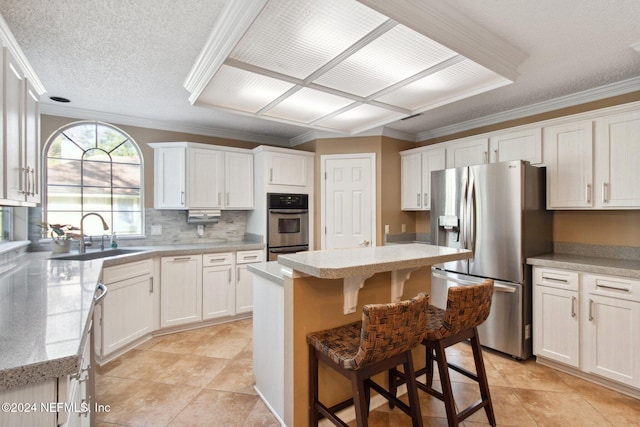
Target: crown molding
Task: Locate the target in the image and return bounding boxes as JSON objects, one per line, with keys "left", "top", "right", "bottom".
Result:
{"left": 416, "top": 76, "right": 640, "bottom": 141}
{"left": 183, "top": 0, "right": 268, "bottom": 104}
{"left": 39, "top": 103, "right": 291, "bottom": 147}
{"left": 0, "top": 13, "right": 46, "bottom": 95}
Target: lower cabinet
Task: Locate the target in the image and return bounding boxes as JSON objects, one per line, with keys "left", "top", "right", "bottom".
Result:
{"left": 161, "top": 255, "right": 202, "bottom": 327}
{"left": 97, "top": 259, "right": 155, "bottom": 359}
{"left": 235, "top": 250, "right": 264, "bottom": 313}
{"left": 534, "top": 266, "right": 640, "bottom": 390}
{"left": 202, "top": 252, "right": 235, "bottom": 320}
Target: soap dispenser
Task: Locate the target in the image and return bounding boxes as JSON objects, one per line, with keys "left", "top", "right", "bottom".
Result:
{"left": 110, "top": 232, "right": 118, "bottom": 248}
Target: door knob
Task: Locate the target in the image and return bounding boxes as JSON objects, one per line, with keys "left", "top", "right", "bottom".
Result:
{"left": 360, "top": 240, "right": 370, "bottom": 246}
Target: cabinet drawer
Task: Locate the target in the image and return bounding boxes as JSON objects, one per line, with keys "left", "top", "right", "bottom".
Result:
{"left": 237, "top": 250, "right": 264, "bottom": 264}
{"left": 102, "top": 259, "right": 153, "bottom": 283}
{"left": 534, "top": 267, "right": 579, "bottom": 291}
{"left": 584, "top": 274, "right": 640, "bottom": 302}
{"left": 203, "top": 252, "right": 233, "bottom": 266}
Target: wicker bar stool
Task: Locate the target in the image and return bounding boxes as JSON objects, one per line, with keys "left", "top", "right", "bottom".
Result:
{"left": 390, "top": 280, "right": 496, "bottom": 427}
{"left": 307, "top": 293, "right": 429, "bottom": 427}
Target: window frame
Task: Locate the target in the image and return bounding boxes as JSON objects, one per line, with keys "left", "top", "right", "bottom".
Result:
{"left": 42, "top": 120, "right": 145, "bottom": 239}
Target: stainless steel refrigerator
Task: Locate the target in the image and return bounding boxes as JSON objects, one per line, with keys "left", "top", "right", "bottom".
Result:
{"left": 430, "top": 160, "right": 552, "bottom": 359}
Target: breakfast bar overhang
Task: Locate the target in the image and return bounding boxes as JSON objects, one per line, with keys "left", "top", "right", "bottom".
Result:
{"left": 249, "top": 243, "right": 472, "bottom": 426}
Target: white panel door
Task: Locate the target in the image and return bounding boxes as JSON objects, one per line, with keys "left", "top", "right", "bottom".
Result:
{"left": 544, "top": 121, "right": 594, "bottom": 208}
{"left": 322, "top": 154, "right": 375, "bottom": 249}
{"left": 489, "top": 127, "right": 542, "bottom": 164}
{"left": 595, "top": 111, "right": 640, "bottom": 208}
{"left": 188, "top": 148, "right": 224, "bottom": 209}
{"left": 224, "top": 151, "right": 254, "bottom": 209}
{"left": 446, "top": 138, "right": 488, "bottom": 168}
{"left": 400, "top": 152, "right": 422, "bottom": 210}
{"left": 202, "top": 265, "right": 235, "bottom": 319}
{"left": 421, "top": 148, "right": 446, "bottom": 210}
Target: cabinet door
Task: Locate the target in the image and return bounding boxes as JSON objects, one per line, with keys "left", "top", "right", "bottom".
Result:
{"left": 202, "top": 265, "right": 235, "bottom": 319}
{"left": 101, "top": 274, "right": 154, "bottom": 357}
{"left": 236, "top": 264, "right": 253, "bottom": 313}
{"left": 421, "top": 149, "right": 445, "bottom": 210}
{"left": 533, "top": 285, "right": 580, "bottom": 367}
{"left": 544, "top": 121, "right": 594, "bottom": 208}
{"left": 161, "top": 255, "right": 202, "bottom": 327}
{"left": 595, "top": 111, "right": 640, "bottom": 208}
{"left": 267, "top": 152, "right": 308, "bottom": 186}
{"left": 154, "top": 147, "right": 186, "bottom": 209}
{"left": 489, "top": 128, "right": 542, "bottom": 164}
{"left": 4, "top": 47, "right": 25, "bottom": 202}
{"left": 225, "top": 151, "right": 253, "bottom": 209}
{"left": 446, "top": 138, "right": 488, "bottom": 168}
{"left": 585, "top": 294, "right": 640, "bottom": 387}
{"left": 400, "top": 153, "right": 422, "bottom": 210}
{"left": 188, "top": 148, "right": 224, "bottom": 208}
{"left": 23, "top": 81, "right": 40, "bottom": 204}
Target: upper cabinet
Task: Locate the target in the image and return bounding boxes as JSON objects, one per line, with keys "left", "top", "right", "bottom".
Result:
{"left": 400, "top": 147, "right": 445, "bottom": 210}
{"left": 544, "top": 120, "right": 594, "bottom": 209}
{"left": 544, "top": 107, "right": 640, "bottom": 210}
{"left": 149, "top": 142, "right": 253, "bottom": 210}
{"left": 489, "top": 127, "right": 542, "bottom": 165}
{"left": 445, "top": 137, "right": 488, "bottom": 168}
{"left": 1, "top": 45, "right": 44, "bottom": 207}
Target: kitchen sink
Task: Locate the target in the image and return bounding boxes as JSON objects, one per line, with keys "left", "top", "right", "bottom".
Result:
{"left": 50, "top": 248, "right": 146, "bottom": 261}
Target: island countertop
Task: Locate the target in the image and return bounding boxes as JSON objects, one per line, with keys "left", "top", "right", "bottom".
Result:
{"left": 277, "top": 243, "right": 471, "bottom": 279}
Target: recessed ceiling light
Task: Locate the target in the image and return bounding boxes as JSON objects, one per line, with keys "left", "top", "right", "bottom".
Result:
{"left": 50, "top": 96, "right": 70, "bottom": 103}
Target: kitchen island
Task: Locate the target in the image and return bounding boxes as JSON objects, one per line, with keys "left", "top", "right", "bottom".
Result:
{"left": 249, "top": 243, "right": 471, "bottom": 426}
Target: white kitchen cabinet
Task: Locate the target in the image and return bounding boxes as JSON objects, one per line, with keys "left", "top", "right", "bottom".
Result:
{"left": 400, "top": 147, "right": 445, "bottom": 210}
{"left": 543, "top": 120, "right": 594, "bottom": 209}
{"left": 533, "top": 267, "right": 580, "bottom": 368}
{"left": 188, "top": 147, "right": 224, "bottom": 209}
{"left": 534, "top": 266, "right": 640, "bottom": 392}
{"left": 583, "top": 273, "right": 640, "bottom": 388}
{"left": 595, "top": 110, "right": 640, "bottom": 208}
{"left": 161, "top": 254, "right": 202, "bottom": 327}
{"left": 224, "top": 151, "right": 254, "bottom": 209}
{"left": 489, "top": 127, "right": 542, "bottom": 164}
{"left": 266, "top": 150, "right": 310, "bottom": 187}
{"left": 235, "top": 250, "right": 264, "bottom": 313}
{"left": 150, "top": 142, "right": 253, "bottom": 210}
{"left": 97, "top": 259, "right": 155, "bottom": 359}
{"left": 2, "top": 47, "right": 41, "bottom": 206}
{"left": 445, "top": 137, "right": 488, "bottom": 168}
{"left": 202, "top": 252, "right": 235, "bottom": 319}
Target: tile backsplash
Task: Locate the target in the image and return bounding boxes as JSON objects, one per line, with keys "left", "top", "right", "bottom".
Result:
{"left": 28, "top": 207, "right": 253, "bottom": 251}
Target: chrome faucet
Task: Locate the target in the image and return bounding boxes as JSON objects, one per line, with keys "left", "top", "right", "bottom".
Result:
{"left": 79, "top": 213, "right": 109, "bottom": 253}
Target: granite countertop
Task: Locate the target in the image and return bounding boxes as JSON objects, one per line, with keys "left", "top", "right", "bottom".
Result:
{"left": 0, "top": 252, "right": 103, "bottom": 391}
{"left": 247, "top": 261, "right": 285, "bottom": 286}
{"left": 277, "top": 243, "right": 471, "bottom": 279}
{"left": 0, "top": 241, "right": 264, "bottom": 391}
{"left": 527, "top": 253, "right": 640, "bottom": 279}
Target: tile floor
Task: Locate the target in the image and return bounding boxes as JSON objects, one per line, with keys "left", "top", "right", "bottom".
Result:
{"left": 95, "top": 318, "right": 640, "bottom": 427}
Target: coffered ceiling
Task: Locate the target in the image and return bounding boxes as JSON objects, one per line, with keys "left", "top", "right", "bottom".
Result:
{"left": 1, "top": 0, "right": 639, "bottom": 146}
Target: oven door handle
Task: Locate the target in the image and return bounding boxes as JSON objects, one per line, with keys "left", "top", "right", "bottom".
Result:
{"left": 269, "top": 209, "right": 308, "bottom": 215}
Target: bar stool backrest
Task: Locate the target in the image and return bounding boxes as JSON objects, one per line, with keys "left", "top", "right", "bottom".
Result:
{"left": 437, "top": 279, "right": 494, "bottom": 339}
{"left": 351, "top": 292, "right": 429, "bottom": 369}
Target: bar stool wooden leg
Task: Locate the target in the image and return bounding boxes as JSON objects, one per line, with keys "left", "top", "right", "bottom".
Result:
{"left": 470, "top": 328, "right": 496, "bottom": 426}
{"left": 403, "top": 354, "right": 423, "bottom": 427}
{"left": 351, "top": 372, "right": 369, "bottom": 427}
{"left": 434, "top": 341, "right": 458, "bottom": 427}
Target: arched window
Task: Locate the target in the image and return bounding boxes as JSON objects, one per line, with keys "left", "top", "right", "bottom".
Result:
{"left": 44, "top": 121, "right": 143, "bottom": 237}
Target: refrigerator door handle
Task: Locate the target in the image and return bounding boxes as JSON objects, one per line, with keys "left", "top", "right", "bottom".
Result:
{"left": 467, "top": 170, "right": 476, "bottom": 254}
{"left": 460, "top": 169, "right": 468, "bottom": 249}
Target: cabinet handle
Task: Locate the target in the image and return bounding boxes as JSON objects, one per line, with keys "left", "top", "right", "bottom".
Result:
{"left": 237, "top": 267, "right": 240, "bottom": 281}
{"left": 149, "top": 277, "right": 154, "bottom": 293}
{"left": 417, "top": 193, "right": 420, "bottom": 207}
{"left": 571, "top": 296, "right": 576, "bottom": 318}
{"left": 269, "top": 168, "right": 273, "bottom": 182}
{"left": 483, "top": 151, "right": 488, "bottom": 163}
{"left": 494, "top": 149, "right": 498, "bottom": 162}
{"left": 423, "top": 193, "right": 428, "bottom": 206}
{"left": 602, "top": 182, "right": 608, "bottom": 204}
{"left": 209, "top": 257, "right": 226, "bottom": 263}
{"left": 173, "top": 256, "right": 191, "bottom": 261}
{"left": 226, "top": 192, "right": 230, "bottom": 206}
{"left": 218, "top": 192, "right": 221, "bottom": 205}
{"left": 244, "top": 255, "right": 258, "bottom": 260}
{"left": 586, "top": 184, "right": 591, "bottom": 204}
{"left": 596, "top": 283, "right": 629, "bottom": 292}
{"left": 181, "top": 191, "right": 185, "bottom": 205}
{"left": 29, "top": 168, "right": 36, "bottom": 196}
{"left": 589, "top": 299, "right": 594, "bottom": 321}
{"left": 542, "top": 276, "right": 568, "bottom": 284}
{"left": 228, "top": 268, "right": 232, "bottom": 283}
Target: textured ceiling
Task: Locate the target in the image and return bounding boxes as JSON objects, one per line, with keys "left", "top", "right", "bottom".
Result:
{"left": 1, "top": 0, "right": 639, "bottom": 145}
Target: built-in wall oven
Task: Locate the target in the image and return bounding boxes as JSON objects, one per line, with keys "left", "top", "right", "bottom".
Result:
{"left": 267, "top": 193, "right": 309, "bottom": 261}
